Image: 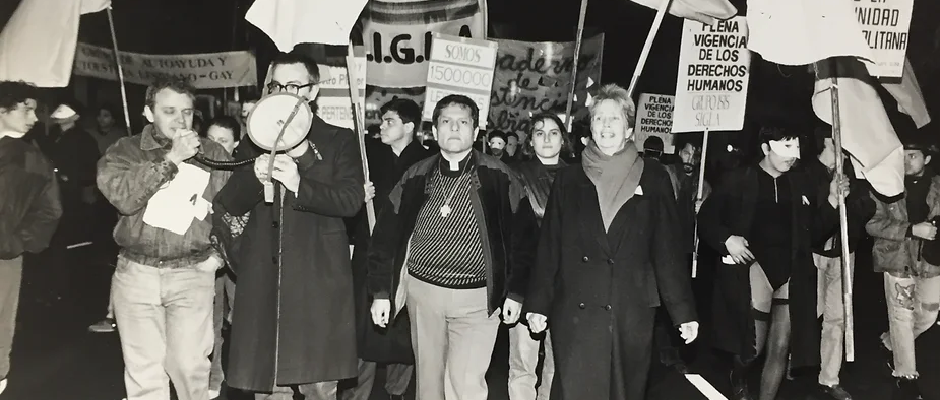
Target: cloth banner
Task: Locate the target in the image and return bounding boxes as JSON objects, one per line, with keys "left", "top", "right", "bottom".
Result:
{"left": 245, "top": 0, "right": 368, "bottom": 50}
{"left": 361, "top": 0, "right": 487, "bottom": 88}
{"left": 73, "top": 43, "right": 258, "bottom": 89}
{"left": 0, "top": 0, "right": 110, "bottom": 87}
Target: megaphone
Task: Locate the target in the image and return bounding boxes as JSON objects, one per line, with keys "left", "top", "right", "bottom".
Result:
{"left": 194, "top": 92, "right": 313, "bottom": 169}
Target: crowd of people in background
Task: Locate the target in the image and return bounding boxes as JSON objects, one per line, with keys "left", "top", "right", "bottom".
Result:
{"left": 1, "top": 48, "right": 938, "bottom": 400}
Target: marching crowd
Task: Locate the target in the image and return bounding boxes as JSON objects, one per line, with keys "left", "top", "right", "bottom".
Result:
{"left": 0, "top": 49, "right": 936, "bottom": 400}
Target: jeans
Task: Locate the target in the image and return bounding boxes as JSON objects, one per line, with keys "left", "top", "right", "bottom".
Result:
{"left": 881, "top": 272, "right": 940, "bottom": 378}
{"left": 0, "top": 256, "right": 23, "bottom": 380}
{"left": 342, "top": 360, "right": 414, "bottom": 400}
{"left": 508, "top": 322, "right": 554, "bottom": 400}
{"left": 814, "top": 252, "right": 855, "bottom": 386}
{"left": 112, "top": 256, "right": 215, "bottom": 400}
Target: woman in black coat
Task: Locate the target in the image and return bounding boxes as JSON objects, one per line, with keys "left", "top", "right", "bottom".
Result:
{"left": 523, "top": 84, "right": 698, "bottom": 400}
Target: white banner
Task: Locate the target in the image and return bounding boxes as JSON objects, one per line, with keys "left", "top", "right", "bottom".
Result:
{"left": 316, "top": 56, "right": 368, "bottom": 130}
{"left": 361, "top": 0, "right": 486, "bottom": 88}
{"left": 673, "top": 17, "right": 750, "bottom": 133}
{"left": 422, "top": 34, "right": 498, "bottom": 128}
{"left": 855, "top": 0, "right": 914, "bottom": 78}
{"left": 73, "top": 43, "right": 258, "bottom": 89}
{"left": 635, "top": 94, "right": 676, "bottom": 154}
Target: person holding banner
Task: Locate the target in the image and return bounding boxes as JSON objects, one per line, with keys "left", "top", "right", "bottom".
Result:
{"left": 345, "top": 98, "right": 432, "bottom": 400}
{"left": 524, "top": 84, "right": 698, "bottom": 400}
{"left": 697, "top": 126, "right": 847, "bottom": 400}
{"left": 368, "top": 94, "right": 538, "bottom": 400}
{"left": 507, "top": 113, "right": 571, "bottom": 400}
{"left": 216, "top": 51, "right": 364, "bottom": 400}
{"left": 808, "top": 128, "right": 873, "bottom": 400}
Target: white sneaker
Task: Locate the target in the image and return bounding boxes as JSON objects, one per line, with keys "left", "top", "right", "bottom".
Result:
{"left": 0, "top": 378, "right": 7, "bottom": 395}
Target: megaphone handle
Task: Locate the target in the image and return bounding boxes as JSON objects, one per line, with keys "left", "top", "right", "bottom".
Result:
{"left": 264, "top": 97, "right": 307, "bottom": 203}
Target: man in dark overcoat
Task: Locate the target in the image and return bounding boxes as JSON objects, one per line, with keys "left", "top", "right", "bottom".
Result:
{"left": 215, "top": 51, "right": 365, "bottom": 400}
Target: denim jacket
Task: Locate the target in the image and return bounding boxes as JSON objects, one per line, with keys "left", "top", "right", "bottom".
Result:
{"left": 97, "top": 125, "right": 231, "bottom": 268}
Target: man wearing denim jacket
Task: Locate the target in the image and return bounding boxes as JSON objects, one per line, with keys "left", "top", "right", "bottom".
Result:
{"left": 866, "top": 138, "right": 940, "bottom": 399}
{"left": 97, "top": 77, "right": 231, "bottom": 400}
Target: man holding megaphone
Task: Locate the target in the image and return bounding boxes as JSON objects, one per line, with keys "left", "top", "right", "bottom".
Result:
{"left": 216, "top": 51, "right": 365, "bottom": 400}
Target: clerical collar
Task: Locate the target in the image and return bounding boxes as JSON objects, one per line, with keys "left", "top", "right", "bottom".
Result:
{"left": 439, "top": 151, "right": 474, "bottom": 178}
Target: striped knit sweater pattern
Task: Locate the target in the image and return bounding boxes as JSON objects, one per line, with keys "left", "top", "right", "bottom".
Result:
{"left": 407, "top": 167, "right": 487, "bottom": 289}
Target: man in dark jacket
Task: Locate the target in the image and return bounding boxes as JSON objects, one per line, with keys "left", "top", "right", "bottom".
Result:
{"left": 343, "top": 99, "right": 432, "bottom": 400}
{"left": 0, "top": 81, "right": 62, "bottom": 396}
{"left": 368, "top": 94, "right": 538, "bottom": 400}
{"left": 807, "top": 128, "right": 874, "bottom": 400}
{"left": 216, "top": 51, "right": 365, "bottom": 400}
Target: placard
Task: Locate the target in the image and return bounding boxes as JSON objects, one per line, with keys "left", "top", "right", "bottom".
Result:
{"left": 635, "top": 94, "right": 676, "bottom": 154}
{"left": 854, "top": 0, "right": 914, "bottom": 78}
{"left": 316, "top": 56, "right": 368, "bottom": 130}
{"left": 73, "top": 43, "right": 257, "bottom": 89}
{"left": 673, "top": 17, "right": 750, "bottom": 133}
{"left": 422, "top": 33, "right": 498, "bottom": 128}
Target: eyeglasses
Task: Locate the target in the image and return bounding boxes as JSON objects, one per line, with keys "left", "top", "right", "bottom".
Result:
{"left": 266, "top": 81, "right": 315, "bottom": 95}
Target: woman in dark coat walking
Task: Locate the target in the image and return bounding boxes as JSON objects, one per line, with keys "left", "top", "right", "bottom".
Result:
{"left": 524, "top": 84, "right": 698, "bottom": 400}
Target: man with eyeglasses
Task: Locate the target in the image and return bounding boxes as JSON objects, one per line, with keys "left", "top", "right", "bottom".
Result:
{"left": 216, "top": 51, "right": 365, "bottom": 400}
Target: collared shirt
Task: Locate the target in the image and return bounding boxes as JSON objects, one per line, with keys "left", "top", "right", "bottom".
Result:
{"left": 97, "top": 125, "right": 232, "bottom": 268}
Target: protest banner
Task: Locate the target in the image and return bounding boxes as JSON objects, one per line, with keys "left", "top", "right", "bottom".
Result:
{"left": 673, "top": 17, "right": 750, "bottom": 133}
{"left": 73, "top": 43, "right": 257, "bottom": 89}
{"left": 422, "top": 33, "right": 498, "bottom": 128}
{"left": 488, "top": 34, "right": 604, "bottom": 135}
{"left": 635, "top": 93, "right": 676, "bottom": 153}
{"left": 854, "top": 0, "right": 914, "bottom": 77}
{"left": 361, "top": 0, "right": 486, "bottom": 88}
{"left": 316, "top": 55, "right": 368, "bottom": 130}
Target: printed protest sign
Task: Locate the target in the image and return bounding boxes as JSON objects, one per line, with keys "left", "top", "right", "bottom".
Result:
{"left": 316, "top": 55, "right": 368, "bottom": 130}
{"left": 361, "top": 0, "right": 486, "bottom": 88}
{"left": 422, "top": 33, "right": 498, "bottom": 129}
{"left": 854, "top": 0, "right": 914, "bottom": 78}
{"left": 488, "top": 34, "right": 604, "bottom": 135}
{"left": 673, "top": 17, "right": 750, "bottom": 133}
{"left": 73, "top": 43, "right": 257, "bottom": 89}
{"left": 636, "top": 94, "right": 676, "bottom": 154}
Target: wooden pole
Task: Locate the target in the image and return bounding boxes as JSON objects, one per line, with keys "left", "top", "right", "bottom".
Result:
{"left": 691, "top": 128, "right": 709, "bottom": 278}
{"left": 347, "top": 43, "right": 376, "bottom": 232}
{"left": 563, "top": 0, "right": 589, "bottom": 132}
{"left": 106, "top": 7, "right": 132, "bottom": 135}
{"left": 625, "top": 0, "right": 673, "bottom": 99}
{"left": 827, "top": 60, "right": 855, "bottom": 363}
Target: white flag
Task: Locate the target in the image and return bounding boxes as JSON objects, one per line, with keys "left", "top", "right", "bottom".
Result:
{"left": 0, "top": 0, "right": 110, "bottom": 87}
{"left": 246, "top": 0, "right": 368, "bottom": 51}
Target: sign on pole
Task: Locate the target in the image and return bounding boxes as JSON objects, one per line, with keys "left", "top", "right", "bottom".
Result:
{"left": 672, "top": 16, "right": 750, "bottom": 133}
{"left": 635, "top": 93, "right": 675, "bottom": 153}
{"left": 316, "top": 54, "right": 367, "bottom": 130}
{"left": 854, "top": 0, "right": 914, "bottom": 78}
{"left": 422, "top": 33, "right": 498, "bottom": 129}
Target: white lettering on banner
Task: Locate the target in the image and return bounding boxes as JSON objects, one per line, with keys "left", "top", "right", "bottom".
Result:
{"left": 422, "top": 33, "right": 498, "bottom": 129}
{"left": 854, "top": 0, "right": 913, "bottom": 77}
{"left": 361, "top": 0, "right": 485, "bottom": 88}
{"left": 673, "top": 17, "right": 750, "bottom": 133}
{"left": 488, "top": 34, "right": 604, "bottom": 135}
{"left": 635, "top": 94, "right": 676, "bottom": 154}
{"left": 72, "top": 43, "right": 257, "bottom": 89}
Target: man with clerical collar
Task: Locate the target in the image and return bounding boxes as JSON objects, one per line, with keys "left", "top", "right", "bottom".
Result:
{"left": 368, "top": 94, "right": 538, "bottom": 400}
{"left": 97, "top": 76, "right": 232, "bottom": 400}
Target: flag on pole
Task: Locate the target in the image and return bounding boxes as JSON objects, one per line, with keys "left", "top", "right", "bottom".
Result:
{"left": 746, "top": 0, "right": 906, "bottom": 197}
{"left": 629, "top": 0, "right": 737, "bottom": 24}
{"left": 883, "top": 57, "right": 931, "bottom": 129}
{"left": 246, "top": 0, "right": 369, "bottom": 51}
{"left": 0, "top": 0, "right": 110, "bottom": 87}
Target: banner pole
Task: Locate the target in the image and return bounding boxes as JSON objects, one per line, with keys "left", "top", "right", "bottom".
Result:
{"left": 626, "top": 0, "right": 672, "bottom": 100}
{"left": 106, "top": 6, "right": 132, "bottom": 135}
{"left": 347, "top": 42, "right": 376, "bottom": 233}
{"left": 827, "top": 60, "right": 855, "bottom": 363}
{"left": 563, "top": 0, "right": 589, "bottom": 131}
{"left": 691, "top": 127, "right": 709, "bottom": 278}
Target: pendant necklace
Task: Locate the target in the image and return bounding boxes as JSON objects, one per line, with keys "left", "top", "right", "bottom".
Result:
{"left": 440, "top": 158, "right": 472, "bottom": 218}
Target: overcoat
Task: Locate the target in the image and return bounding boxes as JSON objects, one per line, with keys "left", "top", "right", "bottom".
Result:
{"left": 215, "top": 116, "right": 365, "bottom": 390}
{"left": 523, "top": 160, "right": 696, "bottom": 400}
